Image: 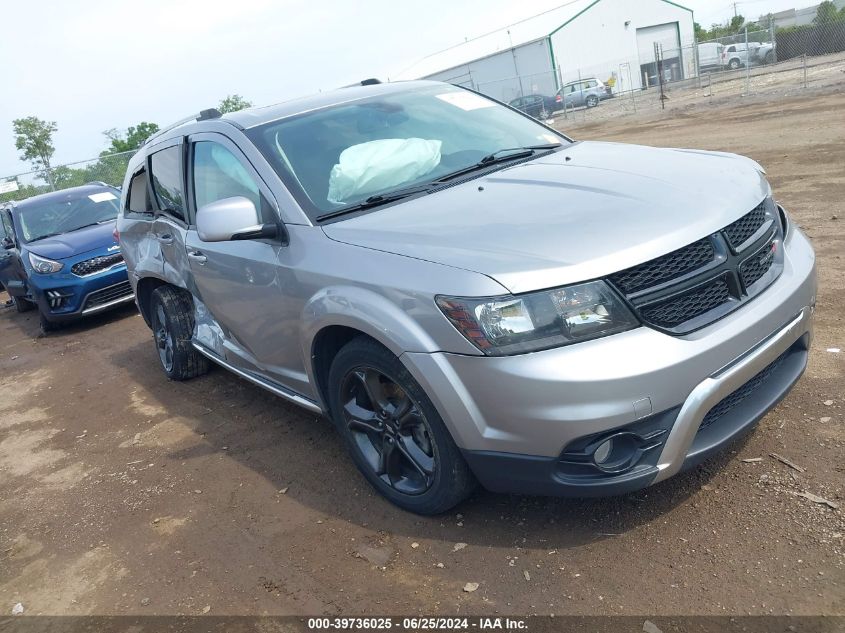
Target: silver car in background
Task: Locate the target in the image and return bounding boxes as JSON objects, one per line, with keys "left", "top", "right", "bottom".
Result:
{"left": 555, "top": 77, "right": 610, "bottom": 109}
{"left": 117, "top": 81, "right": 815, "bottom": 514}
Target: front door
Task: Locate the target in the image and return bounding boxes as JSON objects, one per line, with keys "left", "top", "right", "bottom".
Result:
{"left": 0, "top": 210, "right": 27, "bottom": 297}
{"left": 183, "top": 133, "right": 310, "bottom": 395}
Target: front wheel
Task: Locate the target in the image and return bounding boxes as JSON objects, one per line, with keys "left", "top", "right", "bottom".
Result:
{"left": 150, "top": 286, "right": 209, "bottom": 381}
{"left": 13, "top": 296, "right": 34, "bottom": 313}
{"left": 327, "top": 337, "right": 476, "bottom": 515}
{"left": 39, "top": 309, "right": 60, "bottom": 334}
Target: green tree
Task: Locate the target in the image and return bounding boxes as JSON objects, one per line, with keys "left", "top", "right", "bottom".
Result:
{"left": 12, "top": 116, "right": 57, "bottom": 189}
{"left": 102, "top": 121, "right": 160, "bottom": 155}
{"left": 51, "top": 165, "right": 88, "bottom": 189}
{"left": 814, "top": 1, "right": 845, "bottom": 24}
{"left": 218, "top": 94, "right": 253, "bottom": 114}
{"left": 698, "top": 15, "right": 747, "bottom": 42}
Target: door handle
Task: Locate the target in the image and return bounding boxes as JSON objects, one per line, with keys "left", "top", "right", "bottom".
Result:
{"left": 187, "top": 251, "right": 207, "bottom": 265}
{"left": 156, "top": 233, "right": 173, "bottom": 245}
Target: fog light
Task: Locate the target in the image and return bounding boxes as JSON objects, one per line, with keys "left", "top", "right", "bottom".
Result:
{"left": 594, "top": 439, "right": 613, "bottom": 464}
{"left": 591, "top": 432, "right": 642, "bottom": 473}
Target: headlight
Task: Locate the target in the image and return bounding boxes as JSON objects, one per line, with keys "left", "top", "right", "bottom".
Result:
{"left": 28, "top": 252, "right": 63, "bottom": 274}
{"left": 436, "top": 280, "right": 639, "bottom": 356}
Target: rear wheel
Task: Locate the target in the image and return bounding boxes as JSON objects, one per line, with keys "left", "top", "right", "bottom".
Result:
{"left": 586, "top": 95, "right": 599, "bottom": 108}
{"left": 729, "top": 58, "right": 741, "bottom": 70}
{"left": 327, "top": 337, "right": 476, "bottom": 515}
{"left": 150, "top": 286, "right": 209, "bottom": 381}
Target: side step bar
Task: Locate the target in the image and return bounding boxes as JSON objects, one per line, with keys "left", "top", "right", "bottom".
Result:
{"left": 191, "top": 342, "right": 322, "bottom": 414}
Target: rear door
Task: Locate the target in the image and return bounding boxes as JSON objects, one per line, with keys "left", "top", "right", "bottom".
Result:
{"left": 147, "top": 140, "right": 192, "bottom": 286}
{"left": 571, "top": 82, "right": 586, "bottom": 107}
{"left": 183, "top": 132, "right": 310, "bottom": 394}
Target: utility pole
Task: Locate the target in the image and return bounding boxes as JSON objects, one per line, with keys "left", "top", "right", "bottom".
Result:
{"left": 733, "top": 2, "right": 738, "bottom": 18}
{"left": 655, "top": 42, "right": 666, "bottom": 109}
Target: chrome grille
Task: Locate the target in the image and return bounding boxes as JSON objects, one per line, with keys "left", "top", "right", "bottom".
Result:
{"left": 71, "top": 253, "right": 124, "bottom": 277}
{"left": 83, "top": 281, "right": 133, "bottom": 311}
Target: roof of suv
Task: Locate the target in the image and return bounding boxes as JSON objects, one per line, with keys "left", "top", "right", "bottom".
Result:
{"left": 225, "top": 80, "right": 441, "bottom": 130}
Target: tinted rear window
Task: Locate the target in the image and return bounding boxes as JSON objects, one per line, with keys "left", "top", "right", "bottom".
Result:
{"left": 149, "top": 146, "right": 185, "bottom": 221}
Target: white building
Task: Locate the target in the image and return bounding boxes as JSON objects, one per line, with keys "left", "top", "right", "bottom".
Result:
{"left": 395, "top": 0, "right": 696, "bottom": 103}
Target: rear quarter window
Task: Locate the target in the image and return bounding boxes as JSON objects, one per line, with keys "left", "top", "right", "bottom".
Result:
{"left": 149, "top": 146, "right": 186, "bottom": 222}
{"left": 126, "top": 168, "right": 153, "bottom": 217}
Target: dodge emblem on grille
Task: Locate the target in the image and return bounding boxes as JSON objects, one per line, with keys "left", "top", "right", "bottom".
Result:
{"left": 759, "top": 242, "right": 777, "bottom": 267}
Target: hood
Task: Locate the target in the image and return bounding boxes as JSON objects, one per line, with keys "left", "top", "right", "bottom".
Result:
{"left": 25, "top": 222, "right": 119, "bottom": 260}
{"left": 322, "top": 141, "right": 770, "bottom": 294}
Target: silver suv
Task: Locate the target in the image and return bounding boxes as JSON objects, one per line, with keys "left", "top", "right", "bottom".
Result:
{"left": 117, "top": 81, "right": 816, "bottom": 514}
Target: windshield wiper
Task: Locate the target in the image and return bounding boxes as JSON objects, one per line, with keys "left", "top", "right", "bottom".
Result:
{"left": 435, "top": 143, "right": 562, "bottom": 183}
{"left": 68, "top": 222, "right": 102, "bottom": 232}
{"left": 316, "top": 184, "right": 433, "bottom": 222}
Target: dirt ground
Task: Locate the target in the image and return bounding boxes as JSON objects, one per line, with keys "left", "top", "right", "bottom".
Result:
{"left": 1, "top": 88, "right": 843, "bottom": 619}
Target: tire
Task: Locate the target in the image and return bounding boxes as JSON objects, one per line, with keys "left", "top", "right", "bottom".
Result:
{"left": 13, "top": 296, "right": 34, "bottom": 313}
{"left": 39, "top": 309, "right": 60, "bottom": 334}
{"left": 765, "top": 51, "right": 775, "bottom": 64}
{"left": 327, "top": 337, "right": 476, "bottom": 515}
{"left": 538, "top": 108, "right": 549, "bottom": 120}
{"left": 150, "top": 285, "right": 209, "bottom": 381}
{"left": 729, "top": 59, "right": 741, "bottom": 70}
{"left": 586, "top": 95, "right": 599, "bottom": 108}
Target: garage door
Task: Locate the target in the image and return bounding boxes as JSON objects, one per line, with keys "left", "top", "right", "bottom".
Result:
{"left": 636, "top": 22, "right": 680, "bottom": 64}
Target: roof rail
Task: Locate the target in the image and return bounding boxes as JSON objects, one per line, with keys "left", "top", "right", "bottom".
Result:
{"left": 360, "top": 78, "right": 382, "bottom": 85}
{"left": 142, "top": 108, "right": 223, "bottom": 146}
{"left": 86, "top": 181, "right": 109, "bottom": 187}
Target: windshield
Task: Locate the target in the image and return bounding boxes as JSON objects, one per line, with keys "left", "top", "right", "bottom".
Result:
{"left": 17, "top": 189, "right": 120, "bottom": 242}
{"left": 247, "top": 84, "right": 569, "bottom": 221}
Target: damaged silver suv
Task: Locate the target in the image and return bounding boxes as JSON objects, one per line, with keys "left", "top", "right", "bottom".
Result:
{"left": 117, "top": 81, "right": 816, "bottom": 514}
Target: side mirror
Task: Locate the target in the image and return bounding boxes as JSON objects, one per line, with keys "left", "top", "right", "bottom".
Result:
{"left": 196, "top": 196, "right": 278, "bottom": 242}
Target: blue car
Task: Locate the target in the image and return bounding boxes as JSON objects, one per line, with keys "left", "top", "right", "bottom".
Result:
{"left": 0, "top": 183, "right": 134, "bottom": 332}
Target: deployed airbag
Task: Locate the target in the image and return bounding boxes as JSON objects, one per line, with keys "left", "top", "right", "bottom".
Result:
{"left": 327, "top": 138, "right": 442, "bottom": 203}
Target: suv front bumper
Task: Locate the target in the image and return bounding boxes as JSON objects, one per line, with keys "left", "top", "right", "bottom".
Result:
{"left": 402, "top": 224, "right": 816, "bottom": 496}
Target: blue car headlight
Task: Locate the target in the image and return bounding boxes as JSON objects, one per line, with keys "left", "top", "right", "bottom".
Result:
{"left": 28, "top": 252, "right": 64, "bottom": 274}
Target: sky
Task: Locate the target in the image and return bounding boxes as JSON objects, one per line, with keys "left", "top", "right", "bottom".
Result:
{"left": 0, "top": 0, "right": 819, "bottom": 175}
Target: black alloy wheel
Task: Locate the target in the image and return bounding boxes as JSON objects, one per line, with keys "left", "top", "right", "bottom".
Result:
{"left": 153, "top": 301, "right": 175, "bottom": 374}
{"left": 327, "top": 336, "right": 476, "bottom": 514}
{"left": 340, "top": 366, "right": 436, "bottom": 495}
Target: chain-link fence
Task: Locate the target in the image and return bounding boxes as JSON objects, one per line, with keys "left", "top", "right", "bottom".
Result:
{"left": 450, "top": 19, "right": 845, "bottom": 125}
{"left": 0, "top": 150, "right": 134, "bottom": 204}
